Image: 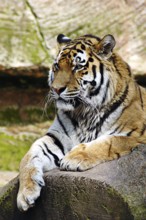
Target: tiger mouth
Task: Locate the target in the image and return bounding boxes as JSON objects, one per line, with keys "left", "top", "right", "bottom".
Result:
{"left": 56, "top": 97, "right": 80, "bottom": 108}
{"left": 57, "top": 97, "right": 75, "bottom": 105}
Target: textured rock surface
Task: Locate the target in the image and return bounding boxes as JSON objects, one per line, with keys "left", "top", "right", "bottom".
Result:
{"left": 0, "top": 145, "right": 146, "bottom": 220}
{"left": 0, "top": 171, "right": 18, "bottom": 187}
{"left": 0, "top": 0, "right": 146, "bottom": 74}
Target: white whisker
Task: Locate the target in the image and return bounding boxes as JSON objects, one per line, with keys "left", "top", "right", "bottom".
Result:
{"left": 43, "top": 92, "right": 53, "bottom": 118}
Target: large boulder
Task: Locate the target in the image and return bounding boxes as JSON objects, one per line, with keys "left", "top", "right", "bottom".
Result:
{"left": 0, "top": 144, "right": 146, "bottom": 220}
{"left": 0, "top": 0, "right": 146, "bottom": 74}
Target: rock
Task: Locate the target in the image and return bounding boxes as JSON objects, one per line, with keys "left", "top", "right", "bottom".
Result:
{"left": 0, "top": 65, "right": 49, "bottom": 88}
{"left": 0, "top": 0, "right": 146, "bottom": 74}
{"left": 0, "top": 145, "right": 146, "bottom": 220}
{"left": 0, "top": 65, "right": 49, "bottom": 110}
{"left": 0, "top": 65, "right": 51, "bottom": 125}
{"left": 0, "top": 171, "right": 18, "bottom": 187}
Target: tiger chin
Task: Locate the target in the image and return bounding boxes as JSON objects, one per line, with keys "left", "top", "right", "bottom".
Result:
{"left": 17, "top": 33, "right": 146, "bottom": 211}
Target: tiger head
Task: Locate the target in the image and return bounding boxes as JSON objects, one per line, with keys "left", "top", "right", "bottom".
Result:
{"left": 49, "top": 34, "right": 116, "bottom": 111}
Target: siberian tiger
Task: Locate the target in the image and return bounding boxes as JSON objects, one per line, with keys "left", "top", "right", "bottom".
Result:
{"left": 17, "top": 33, "right": 146, "bottom": 211}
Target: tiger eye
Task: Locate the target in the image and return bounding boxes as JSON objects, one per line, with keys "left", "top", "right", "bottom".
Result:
{"left": 90, "top": 80, "right": 96, "bottom": 86}
{"left": 76, "top": 57, "right": 81, "bottom": 62}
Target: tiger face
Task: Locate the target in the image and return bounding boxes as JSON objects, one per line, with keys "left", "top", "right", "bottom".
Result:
{"left": 49, "top": 34, "right": 116, "bottom": 110}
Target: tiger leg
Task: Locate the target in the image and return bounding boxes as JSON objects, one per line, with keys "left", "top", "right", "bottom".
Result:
{"left": 17, "top": 135, "right": 64, "bottom": 211}
{"left": 60, "top": 135, "right": 140, "bottom": 171}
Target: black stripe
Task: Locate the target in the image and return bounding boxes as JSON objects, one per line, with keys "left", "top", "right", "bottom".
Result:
{"left": 75, "top": 78, "right": 80, "bottom": 85}
{"left": 47, "top": 133, "right": 65, "bottom": 155}
{"left": 43, "top": 142, "right": 60, "bottom": 167}
{"left": 108, "top": 144, "right": 112, "bottom": 157}
{"left": 81, "top": 44, "right": 86, "bottom": 50}
{"left": 92, "top": 65, "right": 97, "bottom": 79}
{"left": 39, "top": 145, "right": 51, "bottom": 161}
{"left": 84, "top": 62, "right": 89, "bottom": 68}
{"left": 77, "top": 49, "right": 84, "bottom": 53}
{"left": 32, "top": 155, "right": 39, "bottom": 160}
{"left": 80, "top": 59, "right": 85, "bottom": 63}
{"left": 126, "top": 62, "right": 132, "bottom": 76}
{"left": 138, "top": 87, "right": 144, "bottom": 110}
{"left": 88, "top": 57, "right": 94, "bottom": 62}
{"left": 80, "top": 137, "right": 86, "bottom": 143}
{"left": 84, "top": 41, "right": 92, "bottom": 46}
{"left": 109, "top": 124, "right": 122, "bottom": 135}
{"left": 119, "top": 104, "right": 130, "bottom": 117}
{"left": 141, "top": 124, "right": 146, "bottom": 136}
{"left": 90, "top": 64, "right": 104, "bottom": 96}
{"left": 110, "top": 120, "right": 129, "bottom": 135}
{"left": 99, "top": 63, "right": 104, "bottom": 75}
{"left": 64, "top": 111, "right": 78, "bottom": 128}
{"left": 127, "top": 128, "right": 137, "bottom": 136}
{"left": 101, "top": 80, "right": 110, "bottom": 104}
{"left": 117, "top": 124, "right": 127, "bottom": 133}
{"left": 98, "top": 85, "right": 129, "bottom": 135}
{"left": 57, "top": 114, "right": 69, "bottom": 137}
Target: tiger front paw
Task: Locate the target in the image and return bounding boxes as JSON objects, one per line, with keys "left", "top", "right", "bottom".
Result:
{"left": 60, "top": 144, "right": 100, "bottom": 171}
{"left": 17, "top": 171, "right": 45, "bottom": 211}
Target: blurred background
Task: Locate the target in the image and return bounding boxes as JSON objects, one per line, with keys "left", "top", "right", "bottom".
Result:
{"left": 0, "top": 0, "right": 146, "bottom": 185}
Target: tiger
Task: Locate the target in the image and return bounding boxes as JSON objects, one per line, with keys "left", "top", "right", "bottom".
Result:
{"left": 17, "top": 33, "right": 146, "bottom": 211}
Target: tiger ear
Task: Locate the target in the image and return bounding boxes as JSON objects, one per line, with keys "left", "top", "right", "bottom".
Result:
{"left": 97, "top": 34, "right": 116, "bottom": 59}
{"left": 57, "top": 34, "right": 71, "bottom": 49}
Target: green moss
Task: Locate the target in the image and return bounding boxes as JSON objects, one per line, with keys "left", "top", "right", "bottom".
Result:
{"left": 0, "top": 106, "right": 54, "bottom": 126}
{"left": 21, "top": 30, "right": 48, "bottom": 64}
{"left": 0, "top": 107, "right": 21, "bottom": 125}
{"left": 101, "top": 204, "right": 112, "bottom": 215}
{"left": 0, "top": 185, "right": 13, "bottom": 207}
{"left": 26, "top": 105, "right": 55, "bottom": 123}
{"left": 130, "top": 204, "right": 146, "bottom": 220}
{"left": 107, "top": 186, "right": 146, "bottom": 220}
{"left": 106, "top": 185, "right": 118, "bottom": 196}
{"left": 0, "top": 132, "right": 36, "bottom": 171}
{"left": 0, "top": 183, "right": 17, "bottom": 219}
{"left": 0, "top": 10, "right": 51, "bottom": 65}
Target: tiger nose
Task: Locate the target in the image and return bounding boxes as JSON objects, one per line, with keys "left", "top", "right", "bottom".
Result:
{"left": 52, "top": 86, "right": 66, "bottom": 95}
